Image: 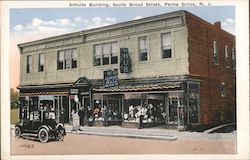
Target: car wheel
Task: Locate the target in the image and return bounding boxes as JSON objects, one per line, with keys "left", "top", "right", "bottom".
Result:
{"left": 15, "top": 127, "right": 21, "bottom": 138}
{"left": 38, "top": 128, "right": 49, "bottom": 143}
{"left": 57, "top": 133, "right": 64, "bottom": 141}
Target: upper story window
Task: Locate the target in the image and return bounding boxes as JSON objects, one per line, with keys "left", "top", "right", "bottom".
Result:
{"left": 38, "top": 53, "right": 45, "bottom": 72}
{"left": 94, "top": 42, "right": 118, "bottom": 66}
{"left": 225, "top": 45, "right": 229, "bottom": 68}
{"left": 161, "top": 33, "right": 172, "bottom": 59}
{"left": 213, "top": 41, "right": 219, "bottom": 64}
{"left": 26, "top": 55, "right": 32, "bottom": 73}
{"left": 57, "top": 48, "right": 77, "bottom": 70}
{"left": 232, "top": 47, "right": 236, "bottom": 69}
{"left": 138, "top": 36, "right": 148, "bottom": 61}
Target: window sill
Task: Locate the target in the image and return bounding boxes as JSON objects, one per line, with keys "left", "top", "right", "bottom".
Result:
{"left": 93, "top": 64, "right": 119, "bottom": 68}
{"left": 57, "top": 68, "right": 78, "bottom": 71}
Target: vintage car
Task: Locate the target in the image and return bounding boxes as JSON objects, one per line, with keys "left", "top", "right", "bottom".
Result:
{"left": 15, "top": 110, "right": 66, "bottom": 143}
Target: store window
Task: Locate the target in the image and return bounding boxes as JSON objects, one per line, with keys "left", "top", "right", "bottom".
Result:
{"left": 138, "top": 36, "right": 148, "bottom": 61}
{"left": 232, "top": 47, "right": 236, "bottom": 69}
{"left": 124, "top": 94, "right": 143, "bottom": 122}
{"left": 93, "top": 42, "right": 118, "bottom": 66}
{"left": 38, "top": 53, "right": 45, "bottom": 72}
{"left": 39, "top": 95, "right": 54, "bottom": 111}
{"left": 225, "top": 46, "right": 229, "bottom": 68}
{"left": 26, "top": 55, "right": 32, "bottom": 73}
{"left": 213, "top": 41, "right": 219, "bottom": 64}
{"left": 147, "top": 94, "right": 166, "bottom": 122}
{"left": 57, "top": 48, "right": 77, "bottom": 70}
{"left": 188, "top": 83, "right": 199, "bottom": 124}
{"left": 161, "top": 33, "right": 172, "bottom": 59}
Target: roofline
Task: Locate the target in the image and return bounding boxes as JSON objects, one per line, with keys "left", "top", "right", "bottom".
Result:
{"left": 18, "top": 10, "right": 186, "bottom": 48}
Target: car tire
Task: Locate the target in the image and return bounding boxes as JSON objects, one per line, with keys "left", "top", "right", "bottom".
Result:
{"left": 38, "top": 128, "right": 49, "bottom": 143}
{"left": 15, "top": 127, "right": 21, "bottom": 138}
{"left": 57, "top": 133, "right": 64, "bottom": 141}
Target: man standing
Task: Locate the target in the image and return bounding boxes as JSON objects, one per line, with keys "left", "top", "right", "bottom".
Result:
{"left": 139, "top": 106, "right": 146, "bottom": 129}
{"left": 78, "top": 107, "right": 84, "bottom": 127}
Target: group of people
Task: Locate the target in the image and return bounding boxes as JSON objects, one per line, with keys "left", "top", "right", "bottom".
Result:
{"left": 124, "top": 103, "right": 166, "bottom": 129}
{"left": 71, "top": 105, "right": 92, "bottom": 127}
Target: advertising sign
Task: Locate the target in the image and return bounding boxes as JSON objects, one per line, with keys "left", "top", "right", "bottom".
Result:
{"left": 103, "top": 69, "right": 119, "bottom": 88}
{"left": 120, "top": 48, "right": 131, "bottom": 73}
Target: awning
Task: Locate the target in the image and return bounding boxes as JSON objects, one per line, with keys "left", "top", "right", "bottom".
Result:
{"left": 93, "top": 82, "right": 181, "bottom": 93}
{"left": 20, "top": 91, "right": 69, "bottom": 96}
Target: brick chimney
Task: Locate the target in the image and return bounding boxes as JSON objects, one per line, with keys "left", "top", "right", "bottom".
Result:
{"left": 214, "top": 21, "right": 221, "bottom": 29}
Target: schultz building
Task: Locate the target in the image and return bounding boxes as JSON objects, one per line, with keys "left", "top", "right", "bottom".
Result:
{"left": 17, "top": 10, "right": 236, "bottom": 130}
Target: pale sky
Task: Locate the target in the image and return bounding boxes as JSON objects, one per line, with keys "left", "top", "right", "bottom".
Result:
{"left": 9, "top": 6, "right": 235, "bottom": 89}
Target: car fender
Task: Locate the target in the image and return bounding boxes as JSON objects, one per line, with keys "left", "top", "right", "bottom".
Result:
{"left": 38, "top": 125, "right": 52, "bottom": 133}
{"left": 15, "top": 124, "right": 23, "bottom": 132}
{"left": 56, "top": 123, "right": 66, "bottom": 135}
{"left": 56, "top": 123, "right": 64, "bottom": 129}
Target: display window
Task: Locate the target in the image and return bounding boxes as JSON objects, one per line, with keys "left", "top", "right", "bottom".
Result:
{"left": 148, "top": 94, "right": 166, "bottom": 122}
{"left": 124, "top": 94, "right": 142, "bottom": 122}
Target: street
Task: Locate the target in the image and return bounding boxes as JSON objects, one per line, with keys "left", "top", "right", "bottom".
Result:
{"left": 11, "top": 131, "right": 236, "bottom": 154}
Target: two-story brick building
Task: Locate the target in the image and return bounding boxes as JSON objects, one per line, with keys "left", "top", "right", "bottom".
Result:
{"left": 17, "top": 10, "right": 236, "bottom": 130}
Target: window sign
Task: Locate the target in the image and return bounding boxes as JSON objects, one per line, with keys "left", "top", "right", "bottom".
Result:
{"left": 120, "top": 48, "right": 131, "bottom": 73}
{"left": 103, "top": 69, "right": 118, "bottom": 88}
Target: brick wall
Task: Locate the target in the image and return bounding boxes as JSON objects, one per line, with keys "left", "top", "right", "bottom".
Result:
{"left": 185, "top": 12, "right": 236, "bottom": 124}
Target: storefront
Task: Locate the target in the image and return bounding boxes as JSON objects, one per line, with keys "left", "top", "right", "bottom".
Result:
{"left": 19, "top": 91, "right": 70, "bottom": 124}
{"left": 18, "top": 77, "right": 200, "bottom": 130}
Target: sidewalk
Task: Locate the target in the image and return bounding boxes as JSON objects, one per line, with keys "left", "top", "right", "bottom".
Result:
{"left": 64, "top": 124, "right": 236, "bottom": 141}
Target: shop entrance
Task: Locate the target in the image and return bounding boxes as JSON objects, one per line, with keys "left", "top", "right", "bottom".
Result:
{"left": 168, "top": 98, "right": 179, "bottom": 124}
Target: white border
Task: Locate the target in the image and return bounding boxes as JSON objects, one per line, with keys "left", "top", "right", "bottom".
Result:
{"left": 1, "top": 1, "right": 249, "bottom": 160}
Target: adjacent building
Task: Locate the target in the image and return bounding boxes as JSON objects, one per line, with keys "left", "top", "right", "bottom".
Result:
{"left": 17, "top": 10, "right": 236, "bottom": 130}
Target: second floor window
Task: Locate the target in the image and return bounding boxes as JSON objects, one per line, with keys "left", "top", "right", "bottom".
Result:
{"left": 38, "top": 53, "right": 45, "bottom": 72}
{"left": 232, "top": 47, "right": 236, "bottom": 69}
{"left": 94, "top": 42, "right": 118, "bottom": 66}
{"left": 213, "top": 41, "right": 219, "bottom": 64}
{"left": 161, "top": 33, "right": 172, "bottom": 59}
{"left": 26, "top": 55, "right": 32, "bottom": 73}
{"left": 138, "top": 36, "right": 148, "bottom": 61}
{"left": 225, "top": 45, "right": 229, "bottom": 67}
{"left": 57, "top": 48, "right": 77, "bottom": 70}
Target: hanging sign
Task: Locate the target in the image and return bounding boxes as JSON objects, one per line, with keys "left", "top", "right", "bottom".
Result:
{"left": 103, "top": 69, "right": 118, "bottom": 88}
{"left": 120, "top": 48, "right": 131, "bottom": 73}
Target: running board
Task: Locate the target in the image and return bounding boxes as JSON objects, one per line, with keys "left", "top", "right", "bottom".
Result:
{"left": 21, "top": 133, "right": 38, "bottom": 137}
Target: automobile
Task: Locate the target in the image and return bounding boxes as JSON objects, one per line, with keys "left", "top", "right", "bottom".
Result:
{"left": 15, "top": 110, "right": 66, "bottom": 143}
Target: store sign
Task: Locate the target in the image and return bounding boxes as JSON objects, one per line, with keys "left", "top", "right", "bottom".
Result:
{"left": 103, "top": 69, "right": 118, "bottom": 88}
{"left": 120, "top": 48, "right": 131, "bottom": 73}
{"left": 70, "top": 88, "right": 79, "bottom": 95}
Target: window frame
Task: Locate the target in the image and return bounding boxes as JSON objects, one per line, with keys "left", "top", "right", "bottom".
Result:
{"left": 161, "top": 32, "right": 172, "bottom": 59}
{"left": 220, "top": 82, "right": 226, "bottom": 97}
{"left": 57, "top": 48, "right": 77, "bottom": 70}
{"left": 26, "top": 55, "right": 32, "bottom": 73}
{"left": 38, "top": 53, "right": 45, "bottom": 72}
{"left": 232, "top": 47, "right": 236, "bottom": 69}
{"left": 213, "top": 40, "right": 219, "bottom": 65}
{"left": 138, "top": 36, "right": 148, "bottom": 61}
{"left": 225, "top": 45, "right": 230, "bottom": 68}
{"left": 93, "top": 41, "right": 118, "bottom": 66}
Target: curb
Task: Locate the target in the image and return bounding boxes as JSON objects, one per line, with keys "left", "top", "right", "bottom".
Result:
{"left": 66, "top": 130, "right": 177, "bottom": 141}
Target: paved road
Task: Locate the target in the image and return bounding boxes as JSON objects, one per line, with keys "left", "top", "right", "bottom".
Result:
{"left": 11, "top": 132, "right": 236, "bottom": 154}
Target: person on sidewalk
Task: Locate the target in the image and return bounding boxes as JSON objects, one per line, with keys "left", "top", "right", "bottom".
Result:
{"left": 138, "top": 106, "right": 147, "bottom": 129}
{"left": 78, "top": 107, "right": 84, "bottom": 127}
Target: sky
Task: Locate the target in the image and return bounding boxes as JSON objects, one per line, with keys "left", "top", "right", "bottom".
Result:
{"left": 9, "top": 6, "right": 235, "bottom": 89}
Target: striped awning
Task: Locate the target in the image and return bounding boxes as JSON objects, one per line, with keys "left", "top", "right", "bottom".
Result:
{"left": 20, "top": 91, "right": 69, "bottom": 96}
{"left": 93, "top": 82, "right": 181, "bottom": 92}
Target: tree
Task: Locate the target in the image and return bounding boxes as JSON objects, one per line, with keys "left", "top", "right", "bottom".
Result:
{"left": 10, "top": 88, "right": 19, "bottom": 109}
